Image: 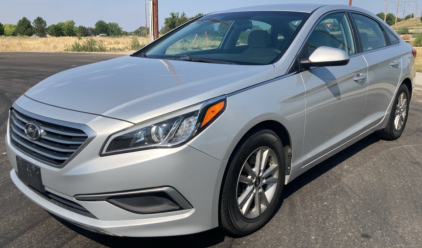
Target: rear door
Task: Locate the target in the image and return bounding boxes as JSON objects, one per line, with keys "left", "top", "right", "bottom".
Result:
{"left": 298, "top": 12, "right": 369, "bottom": 168}
{"left": 350, "top": 13, "right": 403, "bottom": 124}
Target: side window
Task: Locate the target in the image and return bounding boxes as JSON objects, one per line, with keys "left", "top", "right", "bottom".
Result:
{"left": 352, "top": 14, "right": 387, "bottom": 51}
{"left": 306, "top": 12, "right": 355, "bottom": 56}
{"left": 236, "top": 21, "right": 272, "bottom": 46}
{"left": 385, "top": 28, "right": 400, "bottom": 45}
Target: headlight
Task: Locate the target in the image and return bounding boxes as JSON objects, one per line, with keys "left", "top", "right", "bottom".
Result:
{"left": 101, "top": 96, "right": 226, "bottom": 155}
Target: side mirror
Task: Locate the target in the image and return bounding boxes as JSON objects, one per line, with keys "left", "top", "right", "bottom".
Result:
{"left": 301, "top": 46, "right": 350, "bottom": 68}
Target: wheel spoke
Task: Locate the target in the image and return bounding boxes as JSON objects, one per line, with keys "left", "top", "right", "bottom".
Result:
{"left": 239, "top": 175, "right": 253, "bottom": 185}
{"left": 243, "top": 162, "right": 256, "bottom": 178}
{"left": 254, "top": 149, "right": 262, "bottom": 175}
{"left": 240, "top": 188, "right": 255, "bottom": 215}
{"left": 401, "top": 98, "right": 407, "bottom": 108}
{"left": 394, "top": 116, "right": 400, "bottom": 129}
{"left": 260, "top": 190, "right": 270, "bottom": 206}
{"left": 255, "top": 189, "right": 261, "bottom": 215}
{"left": 264, "top": 176, "right": 278, "bottom": 184}
{"left": 400, "top": 93, "right": 404, "bottom": 106}
{"left": 238, "top": 186, "right": 254, "bottom": 207}
{"left": 260, "top": 149, "right": 269, "bottom": 176}
{"left": 262, "top": 165, "right": 279, "bottom": 178}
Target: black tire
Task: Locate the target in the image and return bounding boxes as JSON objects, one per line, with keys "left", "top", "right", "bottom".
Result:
{"left": 378, "top": 84, "right": 410, "bottom": 140}
{"left": 220, "top": 128, "right": 285, "bottom": 237}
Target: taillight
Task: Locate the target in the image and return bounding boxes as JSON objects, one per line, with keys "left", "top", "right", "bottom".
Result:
{"left": 412, "top": 48, "right": 417, "bottom": 58}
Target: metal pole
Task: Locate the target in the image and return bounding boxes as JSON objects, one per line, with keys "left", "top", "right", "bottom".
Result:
{"left": 349, "top": 0, "right": 352, "bottom": 5}
{"left": 395, "top": 0, "right": 400, "bottom": 26}
{"left": 384, "top": 0, "right": 389, "bottom": 22}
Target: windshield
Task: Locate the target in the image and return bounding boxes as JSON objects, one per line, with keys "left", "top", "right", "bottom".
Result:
{"left": 138, "top": 11, "right": 309, "bottom": 65}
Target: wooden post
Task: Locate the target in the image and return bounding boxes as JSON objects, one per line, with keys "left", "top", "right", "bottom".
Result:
{"left": 349, "top": 0, "right": 352, "bottom": 5}
{"left": 153, "top": 0, "right": 159, "bottom": 40}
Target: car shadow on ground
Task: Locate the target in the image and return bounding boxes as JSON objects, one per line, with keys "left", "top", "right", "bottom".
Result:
{"left": 54, "top": 133, "right": 381, "bottom": 248}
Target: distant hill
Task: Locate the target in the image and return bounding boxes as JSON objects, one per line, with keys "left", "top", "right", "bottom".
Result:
{"left": 392, "top": 18, "right": 422, "bottom": 29}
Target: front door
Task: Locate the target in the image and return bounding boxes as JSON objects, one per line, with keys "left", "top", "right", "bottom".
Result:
{"left": 298, "top": 12, "right": 369, "bottom": 168}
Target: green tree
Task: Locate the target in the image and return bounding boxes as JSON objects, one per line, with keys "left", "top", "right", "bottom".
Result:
{"left": 133, "top": 26, "right": 148, "bottom": 37}
{"left": 4, "top": 24, "right": 16, "bottom": 36}
{"left": 108, "top": 22, "right": 122, "bottom": 36}
{"left": 63, "top": 20, "right": 76, "bottom": 36}
{"left": 76, "top": 25, "right": 89, "bottom": 37}
{"left": 94, "top": 20, "right": 108, "bottom": 35}
{"left": 160, "top": 12, "right": 191, "bottom": 34}
{"left": 405, "top": 14, "right": 414, "bottom": 20}
{"left": 0, "top": 23, "right": 4, "bottom": 36}
{"left": 33, "top": 17, "right": 47, "bottom": 37}
{"left": 87, "top": 27, "right": 95, "bottom": 36}
{"left": 376, "top": 12, "right": 385, "bottom": 21}
{"left": 15, "top": 17, "right": 34, "bottom": 36}
{"left": 47, "top": 24, "right": 61, "bottom": 36}
{"left": 385, "top": 13, "right": 396, "bottom": 26}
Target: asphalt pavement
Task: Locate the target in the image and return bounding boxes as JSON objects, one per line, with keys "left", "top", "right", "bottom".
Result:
{"left": 1, "top": 52, "right": 422, "bottom": 248}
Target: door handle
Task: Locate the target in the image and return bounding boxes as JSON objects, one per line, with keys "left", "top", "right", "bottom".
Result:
{"left": 353, "top": 73, "right": 367, "bottom": 84}
{"left": 390, "top": 61, "right": 400, "bottom": 68}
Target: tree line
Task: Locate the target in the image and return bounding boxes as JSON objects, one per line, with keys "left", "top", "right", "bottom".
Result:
{"left": 376, "top": 12, "right": 415, "bottom": 26}
{"left": 0, "top": 17, "right": 128, "bottom": 37}
{"left": 0, "top": 12, "right": 203, "bottom": 37}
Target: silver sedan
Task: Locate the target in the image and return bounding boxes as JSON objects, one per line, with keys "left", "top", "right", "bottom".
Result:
{"left": 6, "top": 4, "right": 416, "bottom": 237}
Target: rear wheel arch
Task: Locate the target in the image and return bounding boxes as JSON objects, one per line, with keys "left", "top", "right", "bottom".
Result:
{"left": 401, "top": 78, "right": 412, "bottom": 99}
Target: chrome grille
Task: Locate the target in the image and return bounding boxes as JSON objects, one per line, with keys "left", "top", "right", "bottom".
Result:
{"left": 9, "top": 109, "right": 90, "bottom": 167}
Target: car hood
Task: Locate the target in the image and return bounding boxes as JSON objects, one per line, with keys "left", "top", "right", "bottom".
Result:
{"left": 25, "top": 56, "right": 274, "bottom": 123}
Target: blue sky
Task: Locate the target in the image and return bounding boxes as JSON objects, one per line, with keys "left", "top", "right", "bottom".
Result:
{"left": 0, "top": 0, "right": 420, "bottom": 31}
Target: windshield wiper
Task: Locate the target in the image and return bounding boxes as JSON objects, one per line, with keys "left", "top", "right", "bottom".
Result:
{"left": 175, "top": 55, "right": 237, "bottom": 65}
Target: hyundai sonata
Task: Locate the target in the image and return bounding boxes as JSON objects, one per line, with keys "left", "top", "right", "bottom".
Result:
{"left": 6, "top": 4, "right": 415, "bottom": 237}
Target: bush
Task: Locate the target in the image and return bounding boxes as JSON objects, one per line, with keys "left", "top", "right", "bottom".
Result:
{"left": 69, "top": 38, "right": 107, "bottom": 52}
{"left": 413, "top": 33, "right": 422, "bottom": 47}
{"left": 0, "top": 23, "right": 4, "bottom": 36}
{"left": 397, "top": 27, "right": 409, "bottom": 34}
{"left": 130, "top": 36, "right": 144, "bottom": 50}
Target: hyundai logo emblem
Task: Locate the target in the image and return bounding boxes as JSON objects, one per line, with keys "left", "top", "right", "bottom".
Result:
{"left": 25, "top": 122, "right": 43, "bottom": 141}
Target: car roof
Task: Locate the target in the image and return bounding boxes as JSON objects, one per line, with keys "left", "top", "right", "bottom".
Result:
{"left": 217, "top": 4, "right": 326, "bottom": 14}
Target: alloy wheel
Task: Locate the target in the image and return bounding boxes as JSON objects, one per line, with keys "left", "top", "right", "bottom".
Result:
{"left": 394, "top": 92, "right": 408, "bottom": 131}
{"left": 236, "top": 147, "right": 280, "bottom": 219}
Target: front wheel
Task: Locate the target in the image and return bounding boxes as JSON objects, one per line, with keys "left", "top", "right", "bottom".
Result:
{"left": 378, "top": 84, "right": 410, "bottom": 140}
{"left": 220, "top": 128, "right": 285, "bottom": 236}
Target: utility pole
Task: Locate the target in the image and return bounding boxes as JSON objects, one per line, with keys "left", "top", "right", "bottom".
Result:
{"left": 384, "top": 0, "right": 389, "bottom": 22}
{"left": 152, "top": 0, "right": 159, "bottom": 40}
{"left": 395, "top": 0, "right": 400, "bottom": 27}
{"left": 403, "top": 2, "right": 406, "bottom": 19}
{"left": 145, "top": 0, "right": 148, "bottom": 37}
{"left": 349, "top": 0, "right": 352, "bottom": 5}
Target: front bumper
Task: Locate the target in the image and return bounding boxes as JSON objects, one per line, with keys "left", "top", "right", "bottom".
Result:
{"left": 6, "top": 98, "right": 227, "bottom": 237}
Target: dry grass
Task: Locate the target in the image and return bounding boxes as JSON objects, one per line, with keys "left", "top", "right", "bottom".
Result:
{"left": 0, "top": 36, "right": 151, "bottom": 52}
{"left": 392, "top": 18, "right": 422, "bottom": 29}
{"left": 414, "top": 47, "right": 422, "bottom": 72}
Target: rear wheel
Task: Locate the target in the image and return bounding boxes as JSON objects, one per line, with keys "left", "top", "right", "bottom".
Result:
{"left": 220, "top": 128, "right": 285, "bottom": 236}
{"left": 378, "top": 84, "right": 410, "bottom": 140}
